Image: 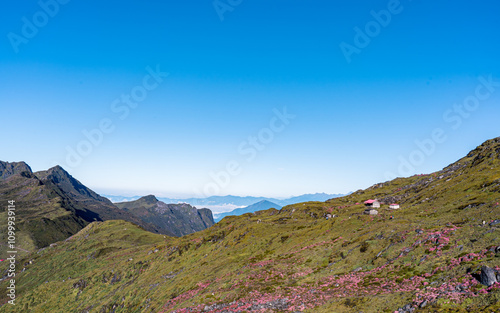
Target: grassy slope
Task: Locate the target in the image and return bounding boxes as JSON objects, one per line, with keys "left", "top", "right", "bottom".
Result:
{"left": 0, "top": 172, "right": 90, "bottom": 259}
{"left": 1, "top": 138, "right": 499, "bottom": 312}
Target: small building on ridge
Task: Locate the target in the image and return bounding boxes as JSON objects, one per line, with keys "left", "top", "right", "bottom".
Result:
{"left": 364, "top": 199, "right": 380, "bottom": 208}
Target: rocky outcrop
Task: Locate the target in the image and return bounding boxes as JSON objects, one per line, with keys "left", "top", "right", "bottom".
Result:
{"left": 480, "top": 266, "right": 498, "bottom": 286}
{"left": 0, "top": 161, "right": 32, "bottom": 180}
{"left": 34, "top": 166, "right": 161, "bottom": 234}
{"left": 115, "top": 195, "right": 214, "bottom": 237}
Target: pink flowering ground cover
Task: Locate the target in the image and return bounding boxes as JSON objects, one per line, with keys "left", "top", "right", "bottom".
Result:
{"left": 160, "top": 225, "right": 500, "bottom": 313}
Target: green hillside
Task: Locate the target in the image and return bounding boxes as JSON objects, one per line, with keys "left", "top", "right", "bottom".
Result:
{"left": 1, "top": 137, "right": 499, "bottom": 312}
{"left": 0, "top": 163, "right": 91, "bottom": 258}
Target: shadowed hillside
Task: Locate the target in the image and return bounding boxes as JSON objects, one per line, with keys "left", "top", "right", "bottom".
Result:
{"left": 0, "top": 164, "right": 163, "bottom": 258}
{"left": 115, "top": 195, "right": 214, "bottom": 237}
{"left": 34, "top": 166, "right": 162, "bottom": 234}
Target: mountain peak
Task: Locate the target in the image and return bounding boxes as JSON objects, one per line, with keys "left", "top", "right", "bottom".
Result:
{"left": 50, "top": 164, "right": 66, "bottom": 171}
{"left": 47, "top": 165, "right": 72, "bottom": 176}
{"left": 469, "top": 136, "right": 500, "bottom": 155}
{"left": 35, "top": 164, "right": 72, "bottom": 182}
{"left": 141, "top": 195, "right": 159, "bottom": 203}
{"left": 0, "top": 161, "right": 33, "bottom": 179}
{"left": 462, "top": 136, "right": 500, "bottom": 168}
{"left": 34, "top": 165, "right": 112, "bottom": 206}
{"left": 255, "top": 200, "right": 278, "bottom": 205}
{"left": 0, "top": 160, "right": 33, "bottom": 180}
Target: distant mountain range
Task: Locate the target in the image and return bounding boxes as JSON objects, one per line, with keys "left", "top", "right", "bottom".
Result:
{"left": 115, "top": 195, "right": 214, "bottom": 237}
{"left": 104, "top": 193, "right": 346, "bottom": 210}
{"left": 213, "top": 200, "right": 282, "bottom": 222}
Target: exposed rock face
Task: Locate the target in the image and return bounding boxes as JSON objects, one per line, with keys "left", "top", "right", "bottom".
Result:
{"left": 34, "top": 166, "right": 161, "bottom": 234}
{"left": 197, "top": 208, "right": 215, "bottom": 227}
{"left": 396, "top": 303, "right": 415, "bottom": 313}
{"left": 480, "top": 266, "right": 498, "bottom": 286}
{"left": 489, "top": 220, "right": 500, "bottom": 226}
{"left": 115, "top": 195, "right": 214, "bottom": 237}
{"left": 0, "top": 161, "right": 32, "bottom": 179}
{"left": 35, "top": 166, "right": 107, "bottom": 203}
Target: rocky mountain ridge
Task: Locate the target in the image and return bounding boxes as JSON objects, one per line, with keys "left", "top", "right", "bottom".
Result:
{"left": 0, "top": 163, "right": 215, "bottom": 257}
{"left": 115, "top": 195, "right": 214, "bottom": 237}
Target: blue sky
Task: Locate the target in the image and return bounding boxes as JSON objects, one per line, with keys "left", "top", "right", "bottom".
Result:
{"left": 1, "top": 0, "right": 499, "bottom": 198}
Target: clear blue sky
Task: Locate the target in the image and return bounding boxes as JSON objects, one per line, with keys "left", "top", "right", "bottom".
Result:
{"left": 1, "top": 0, "right": 499, "bottom": 198}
